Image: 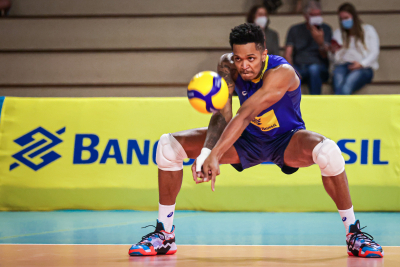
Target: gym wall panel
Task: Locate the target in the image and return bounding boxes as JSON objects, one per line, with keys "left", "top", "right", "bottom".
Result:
{"left": 0, "top": 87, "right": 188, "bottom": 97}
{"left": 8, "top": 0, "right": 399, "bottom": 16}
{"left": 1, "top": 15, "right": 398, "bottom": 50}
{"left": 8, "top": 0, "right": 259, "bottom": 16}
{"left": 1, "top": 50, "right": 398, "bottom": 85}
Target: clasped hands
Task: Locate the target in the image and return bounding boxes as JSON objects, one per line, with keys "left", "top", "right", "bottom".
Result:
{"left": 191, "top": 148, "right": 220, "bottom": 192}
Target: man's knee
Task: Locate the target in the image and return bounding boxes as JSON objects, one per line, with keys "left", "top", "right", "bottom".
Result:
{"left": 156, "top": 134, "right": 188, "bottom": 171}
{"left": 308, "top": 64, "right": 323, "bottom": 75}
{"left": 312, "top": 139, "right": 345, "bottom": 176}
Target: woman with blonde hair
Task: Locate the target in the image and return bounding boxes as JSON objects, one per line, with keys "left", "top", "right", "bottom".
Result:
{"left": 331, "top": 2, "right": 379, "bottom": 95}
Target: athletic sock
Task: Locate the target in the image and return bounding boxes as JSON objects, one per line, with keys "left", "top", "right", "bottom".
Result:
{"left": 338, "top": 205, "right": 356, "bottom": 234}
{"left": 158, "top": 203, "right": 175, "bottom": 233}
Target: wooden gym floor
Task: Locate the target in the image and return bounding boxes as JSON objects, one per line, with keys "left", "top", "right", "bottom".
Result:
{"left": 1, "top": 211, "right": 399, "bottom": 266}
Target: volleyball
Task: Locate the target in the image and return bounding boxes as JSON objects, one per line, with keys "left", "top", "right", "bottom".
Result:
{"left": 187, "top": 71, "right": 229, "bottom": 114}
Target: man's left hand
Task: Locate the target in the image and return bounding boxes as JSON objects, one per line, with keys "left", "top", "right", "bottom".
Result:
{"left": 348, "top": 61, "right": 363, "bottom": 70}
{"left": 202, "top": 152, "right": 221, "bottom": 191}
{"left": 310, "top": 25, "right": 324, "bottom": 46}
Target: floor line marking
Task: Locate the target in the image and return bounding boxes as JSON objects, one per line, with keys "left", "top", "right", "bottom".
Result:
{"left": 1, "top": 244, "right": 399, "bottom": 247}
{"left": 0, "top": 214, "right": 197, "bottom": 240}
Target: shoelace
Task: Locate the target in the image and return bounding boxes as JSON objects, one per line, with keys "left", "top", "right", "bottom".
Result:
{"left": 139, "top": 225, "right": 166, "bottom": 243}
{"left": 348, "top": 226, "right": 378, "bottom": 248}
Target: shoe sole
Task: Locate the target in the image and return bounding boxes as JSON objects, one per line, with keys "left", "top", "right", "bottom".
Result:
{"left": 348, "top": 250, "right": 384, "bottom": 258}
{"left": 129, "top": 244, "right": 177, "bottom": 256}
{"left": 129, "top": 249, "right": 177, "bottom": 256}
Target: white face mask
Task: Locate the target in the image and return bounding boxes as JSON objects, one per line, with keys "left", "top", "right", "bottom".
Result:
{"left": 255, "top": 16, "right": 268, "bottom": 28}
{"left": 309, "top": 15, "right": 323, "bottom": 26}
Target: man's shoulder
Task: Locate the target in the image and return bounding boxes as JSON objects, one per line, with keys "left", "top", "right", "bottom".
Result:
{"left": 219, "top": 53, "right": 235, "bottom": 67}
{"left": 321, "top": 23, "right": 332, "bottom": 31}
{"left": 266, "top": 27, "right": 278, "bottom": 36}
{"left": 289, "top": 22, "right": 307, "bottom": 32}
{"left": 266, "top": 55, "right": 293, "bottom": 73}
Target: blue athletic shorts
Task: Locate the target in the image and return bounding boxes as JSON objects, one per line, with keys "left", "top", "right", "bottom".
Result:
{"left": 232, "top": 128, "right": 304, "bottom": 174}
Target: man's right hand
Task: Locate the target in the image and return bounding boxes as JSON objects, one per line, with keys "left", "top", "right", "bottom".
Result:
{"left": 191, "top": 147, "right": 211, "bottom": 183}
{"left": 310, "top": 25, "right": 325, "bottom": 46}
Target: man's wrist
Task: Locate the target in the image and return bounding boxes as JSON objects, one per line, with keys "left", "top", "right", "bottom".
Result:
{"left": 210, "top": 147, "right": 223, "bottom": 161}
{"left": 199, "top": 147, "right": 211, "bottom": 158}
{"left": 318, "top": 42, "right": 330, "bottom": 51}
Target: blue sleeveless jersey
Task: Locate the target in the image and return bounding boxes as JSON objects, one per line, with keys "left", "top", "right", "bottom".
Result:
{"left": 234, "top": 55, "right": 305, "bottom": 141}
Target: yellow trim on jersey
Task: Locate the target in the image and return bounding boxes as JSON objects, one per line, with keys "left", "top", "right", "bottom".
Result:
{"left": 251, "top": 55, "right": 269, "bottom": 83}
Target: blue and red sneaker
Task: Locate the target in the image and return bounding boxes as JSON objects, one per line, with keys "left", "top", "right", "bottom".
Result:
{"left": 129, "top": 220, "right": 177, "bottom": 256}
{"left": 346, "top": 220, "right": 383, "bottom": 258}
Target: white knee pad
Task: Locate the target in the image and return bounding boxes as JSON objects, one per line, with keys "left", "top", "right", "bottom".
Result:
{"left": 156, "top": 134, "right": 188, "bottom": 171}
{"left": 312, "top": 139, "right": 345, "bottom": 176}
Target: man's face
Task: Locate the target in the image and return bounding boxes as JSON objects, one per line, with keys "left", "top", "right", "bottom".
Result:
{"left": 305, "top": 8, "right": 322, "bottom": 23}
{"left": 232, "top": 43, "right": 267, "bottom": 81}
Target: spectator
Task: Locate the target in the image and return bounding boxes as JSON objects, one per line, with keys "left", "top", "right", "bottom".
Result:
{"left": 331, "top": 3, "right": 379, "bottom": 95}
{"left": 263, "top": 0, "right": 282, "bottom": 13}
{"left": 285, "top": 0, "right": 332, "bottom": 95}
{"left": 247, "top": 5, "right": 280, "bottom": 56}
{"left": 294, "top": 0, "right": 321, "bottom": 13}
{"left": 0, "top": 0, "right": 11, "bottom": 17}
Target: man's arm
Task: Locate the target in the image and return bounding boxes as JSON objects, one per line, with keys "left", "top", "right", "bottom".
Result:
{"left": 285, "top": 45, "right": 294, "bottom": 65}
{"left": 203, "top": 53, "right": 237, "bottom": 149}
{"left": 192, "top": 53, "right": 237, "bottom": 180}
{"left": 203, "top": 64, "right": 300, "bottom": 190}
{"left": 310, "top": 25, "right": 329, "bottom": 59}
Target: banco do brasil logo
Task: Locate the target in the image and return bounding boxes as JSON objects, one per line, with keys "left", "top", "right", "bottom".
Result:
{"left": 10, "top": 127, "right": 66, "bottom": 171}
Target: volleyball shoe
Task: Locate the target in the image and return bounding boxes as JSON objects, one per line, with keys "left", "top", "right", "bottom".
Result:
{"left": 346, "top": 220, "right": 383, "bottom": 258}
{"left": 129, "top": 220, "right": 177, "bottom": 256}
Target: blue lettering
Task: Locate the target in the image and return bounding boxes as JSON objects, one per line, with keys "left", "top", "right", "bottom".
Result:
{"left": 373, "top": 140, "right": 388, "bottom": 165}
{"left": 360, "top": 139, "right": 368, "bottom": 165}
{"left": 152, "top": 141, "right": 158, "bottom": 165}
{"left": 337, "top": 139, "right": 357, "bottom": 164}
{"left": 127, "top": 140, "right": 150, "bottom": 165}
{"left": 73, "top": 134, "right": 99, "bottom": 164}
{"left": 100, "top": 139, "right": 123, "bottom": 164}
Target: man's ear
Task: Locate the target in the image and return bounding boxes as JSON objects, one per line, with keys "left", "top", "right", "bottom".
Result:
{"left": 262, "top": 49, "right": 268, "bottom": 62}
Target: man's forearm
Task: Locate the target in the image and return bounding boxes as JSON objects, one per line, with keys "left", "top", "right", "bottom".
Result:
{"left": 212, "top": 113, "right": 250, "bottom": 159}
{"left": 318, "top": 43, "right": 329, "bottom": 58}
{"left": 203, "top": 112, "right": 228, "bottom": 150}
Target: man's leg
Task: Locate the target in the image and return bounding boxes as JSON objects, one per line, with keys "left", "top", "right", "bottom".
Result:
{"left": 307, "top": 64, "right": 329, "bottom": 95}
{"left": 283, "top": 130, "right": 383, "bottom": 257}
{"left": 157, "top": 127, "right": 240, "bottom": 230}
{"left": 129, "top": 127, "right": 240, "bottom": 256}
{"left": 284, "top": 130, "right": 352, "bottom": 210}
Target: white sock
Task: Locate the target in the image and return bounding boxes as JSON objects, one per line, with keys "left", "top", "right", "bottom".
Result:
{"left": 158, "top": 203, "right": 175, "bottom": 233}
{"left": 338, "top": 206, "right": 356, "bottom": 234}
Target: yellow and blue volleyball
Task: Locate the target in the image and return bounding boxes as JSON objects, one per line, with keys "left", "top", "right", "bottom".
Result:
{"left": 187, "top": 71, "right": 229, "bottom": 114}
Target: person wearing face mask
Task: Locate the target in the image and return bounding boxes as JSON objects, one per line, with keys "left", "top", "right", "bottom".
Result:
{"left": 285, "top": 0, "right": 332, "bottom": 95}
{"left": 247, "top": 5, "right": 280, "bottom": 56}
{"left": 330, "top": 3, "right": 379, "bottom": 95}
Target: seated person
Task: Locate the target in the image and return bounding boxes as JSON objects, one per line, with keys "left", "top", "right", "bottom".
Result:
{"left": 285, "top": 0, "right": 332, "bottom": 95}
{"left": 247, "top": 5, "right": 280, "bottom": 56}
{"left": 0, "top": 0, "right": 11, "bottom": 16}
{"left": 330, "top": 3, "right": 379, "bottom": 95}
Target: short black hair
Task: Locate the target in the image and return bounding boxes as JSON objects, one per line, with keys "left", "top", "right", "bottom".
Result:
{"left": 229, "top": 23, "right": 265, "bottom": 51}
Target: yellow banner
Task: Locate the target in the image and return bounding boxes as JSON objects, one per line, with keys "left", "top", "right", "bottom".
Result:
{"left": 0, "top": 96, "right": 399, "bottom": 211}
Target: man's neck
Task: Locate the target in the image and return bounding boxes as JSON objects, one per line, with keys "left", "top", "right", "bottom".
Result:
{"left": 255, "top": 61, "right": 266, "bottom": 80}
